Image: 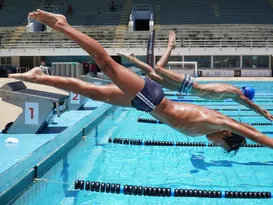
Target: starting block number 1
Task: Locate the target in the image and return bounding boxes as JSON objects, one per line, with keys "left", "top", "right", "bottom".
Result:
{"left": 25, "top": 102, "right": 39, "bottom": 125}
{"left": 70, "top": 92, "right": 80, "bottom": 104}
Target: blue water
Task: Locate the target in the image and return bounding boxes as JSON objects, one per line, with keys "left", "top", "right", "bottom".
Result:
{"left": 12, "top": 81, "right": 273, "bottom": 205}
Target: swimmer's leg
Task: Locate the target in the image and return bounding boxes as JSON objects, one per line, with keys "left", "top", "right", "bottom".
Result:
{"left": 117, "top": 52, "right": 177, "bottom": 91}
{"left": 117, "top": 53, "right": 155, "bottom": 77}
{"left": 28, "top": 9, "right": 144, "bottom": 100}
{"left": 9, "top": 67, "right": 131, "bottom": 107}
{"left": 156, "top": 31, "right": 176, "bottom": 67}
{"left": 154, "top": 31, "right": 185, "bottom": 87}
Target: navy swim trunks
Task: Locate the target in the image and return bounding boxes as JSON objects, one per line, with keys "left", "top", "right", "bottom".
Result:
{"left": 131, "top": 78, "right": 164, "bottom": 112}
{"left": 177, "top": 74, "right": 194, "bottom": 94}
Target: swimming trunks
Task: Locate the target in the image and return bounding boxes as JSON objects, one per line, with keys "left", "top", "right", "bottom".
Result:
{"left": 131, "top": 78, "right": 164, "bottom": 112}
{"left": 177, "top": 74, "right": 194, "bottom": 94}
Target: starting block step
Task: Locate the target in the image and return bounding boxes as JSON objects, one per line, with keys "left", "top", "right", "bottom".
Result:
{"left": 0, "top": 81, "right": 69, "bottom": 134}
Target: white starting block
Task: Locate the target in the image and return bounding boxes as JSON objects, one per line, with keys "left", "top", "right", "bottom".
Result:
{"left": 0, "top": 81, "right": 69, "bottom": 134}
{"left": 67, "top": 91, "right": 88, "bottom": 110}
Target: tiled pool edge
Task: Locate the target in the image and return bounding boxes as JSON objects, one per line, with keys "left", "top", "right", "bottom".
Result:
{"left": 0, "top": 103, "right": 119, "bottom": 205}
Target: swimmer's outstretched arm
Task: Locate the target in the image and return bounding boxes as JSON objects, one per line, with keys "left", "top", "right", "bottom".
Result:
{"left": 117, "top": 52, "right": 178, "bottom": 90}
{"left": 192, "top": 83, "right": 273, "bottom": 121}
{"left": 9, "top": 67, "right": 131, "bottom": 107}
{"left": 233, "top": 92, "right": 273, "bottom": 121}
{"left": 28, "top": 9, "right": 144, "bottom": 100}
{"left": 117, "top": 52, "right": 163, "bottom": 82}
{"left": 226, "top": 119, "right": 273, "bottom": 149}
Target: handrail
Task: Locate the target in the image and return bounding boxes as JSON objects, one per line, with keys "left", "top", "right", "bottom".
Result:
{"left": 2, "top": 39, "right": 273, "bottom": 49}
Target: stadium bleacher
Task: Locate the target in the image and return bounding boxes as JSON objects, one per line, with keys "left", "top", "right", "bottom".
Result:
{"left": 0, "top": 0, "right": 273, "bottom": 49}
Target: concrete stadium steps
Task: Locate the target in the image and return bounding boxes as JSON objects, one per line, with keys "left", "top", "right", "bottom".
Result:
{"left": 0, "top": 0, "right": 125, "bottom": 27}
{"left": 65, "top": 12, "right": 123, "bottom": 26}
{"left": 47, "top": 0, "right": 125, "bottom": 26}
{"left": 20, "top": 26, "right": 117, "bottom": 40}
{"left": 3, "top": 26, "right": 26, "bottom": 46}
{"left": 1, "top": 0, "right": 273, "bottom": 27}
{"left": 124, "top": 25, "right": 273, "bottom": 40}
{"left": 0, "top": 27, "right": 20, "bottom": 47}
{"left": 113, "top": 0, "right": 133, "bottom": 45}
{"left": 132, "top": 0, "right": 273, "bottom": 24}
{"left": 1, "top": 26, "right": 119, "bottom": 48}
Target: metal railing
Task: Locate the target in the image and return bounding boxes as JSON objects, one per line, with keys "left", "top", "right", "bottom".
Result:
{"left": 2, "top": 38, "right": 273, "bottom": 49}
{"left": 16, "top": 67, "right": 31, "bottom": 73}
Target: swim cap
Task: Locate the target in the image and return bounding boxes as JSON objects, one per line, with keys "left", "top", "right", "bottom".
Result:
{"left": 241, "top": 86, "right": 255, "bottom": 101}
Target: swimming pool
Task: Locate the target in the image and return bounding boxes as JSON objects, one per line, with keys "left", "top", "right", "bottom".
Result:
{"left": 11, "top": 81, "right": 273, "bottom": 205}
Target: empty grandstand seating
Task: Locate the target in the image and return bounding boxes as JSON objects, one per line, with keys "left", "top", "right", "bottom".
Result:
{"left": 0, "top": 0, "right": 41, "bottom": 26}
{"left": 44, "top": 0, "right": 125, "bottom": 25}
{"left": 0, "top": 0, "right": 273, "bottom": 49}
{"left": 134, "top": 0, "right": 273, "bottom": 25}
{"left": 1, "top": 0, "right": 272, "bottom": 26}
{"left": 0, "top": 26, "right": 120, "bottom": 48}
{"left": 2, "top": 24, "right": 273, "bottom": 49}
{"left": 0, "top": 0, "right": 125, "bottom": 26}
{"left": 123, "top": 24, "right": 273, "bottom": 48}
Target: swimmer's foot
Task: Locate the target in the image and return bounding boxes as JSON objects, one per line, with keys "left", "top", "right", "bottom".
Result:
{"left": 168, "top": 31, "right": 176, "bottom": 49}
{"left": 117, "top": 52, "right": 135, "bottom": 61}
{"left": 8, "top": 67, "right": 45, "bottom": 83}
{"left": 28, "top": 9, "right": 68, "bottom": 32}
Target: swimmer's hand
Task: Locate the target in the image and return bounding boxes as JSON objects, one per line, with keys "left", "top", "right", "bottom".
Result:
{"left": 263, "top": 109, "right": 273, "bottom": 121}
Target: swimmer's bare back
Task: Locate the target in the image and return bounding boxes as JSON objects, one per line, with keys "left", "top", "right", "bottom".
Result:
{"left": 151, "top": 100, "right": 229, "bottom": 136}
{"left": 153, "top": 99, "right": 273, "bottom": 149}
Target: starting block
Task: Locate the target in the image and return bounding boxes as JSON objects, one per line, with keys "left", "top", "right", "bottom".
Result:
{"left": 66, "top": 74, "right": 104, "bottom": 110}
{"left": 66, "top": 75, "right": 90, "bottom": 110}
{"left": 67, "top": 91, "right": 88, "bottom": 110}
{"left": 0, "top": 81, "right": 68, "bottom": 134}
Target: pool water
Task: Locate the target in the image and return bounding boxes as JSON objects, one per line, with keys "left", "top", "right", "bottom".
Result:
{"left": 12, "top": 81, "right": 273, "bottom": 205}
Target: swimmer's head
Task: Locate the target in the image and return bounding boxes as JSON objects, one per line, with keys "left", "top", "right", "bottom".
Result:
{"left": 206, "top": 130, "right": 246, "bottom": 154}
{"left": 241, "top": 86, "right": 255, "bottom": 101}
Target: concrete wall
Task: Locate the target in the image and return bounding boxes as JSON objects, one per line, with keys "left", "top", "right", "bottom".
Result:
{"left": 11, "top": 56, "right": 19, "bottom": 67}
{"left": 1, "top": 47, "right": 272, "bottom": 77}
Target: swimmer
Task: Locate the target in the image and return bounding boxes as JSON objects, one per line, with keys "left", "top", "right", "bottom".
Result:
{"left": 10, "top": 9, "right": 273, "bottom": 154}
{"left": 117, "top": 31, "right": 273, "bottom": 121}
